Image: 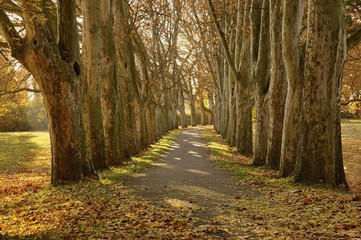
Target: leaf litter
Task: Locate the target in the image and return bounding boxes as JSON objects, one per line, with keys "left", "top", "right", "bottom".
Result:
{"left": 1, "top": 128, "right": 361, "bottom": 239}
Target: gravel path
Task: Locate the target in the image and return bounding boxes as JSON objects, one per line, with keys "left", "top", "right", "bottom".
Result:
{"left": 126, "top": 128, "right": 260, "bottom": 238}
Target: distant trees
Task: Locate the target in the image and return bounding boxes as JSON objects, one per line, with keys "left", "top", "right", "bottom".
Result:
{"left": 0, "top": 59, "right": 47, "bottom": 131}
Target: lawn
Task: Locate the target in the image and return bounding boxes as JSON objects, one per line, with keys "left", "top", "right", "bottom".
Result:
{"left": 341, "top": 120, "right": 361, "bottom": 191}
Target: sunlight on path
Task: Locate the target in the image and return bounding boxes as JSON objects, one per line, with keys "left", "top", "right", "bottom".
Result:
{"left": 126, "top": 128, "right": 261, "bottom": 238}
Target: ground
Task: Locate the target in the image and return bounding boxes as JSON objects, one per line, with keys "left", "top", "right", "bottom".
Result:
{"left": 0, "top": 122, "right": 360, "bottom": 239}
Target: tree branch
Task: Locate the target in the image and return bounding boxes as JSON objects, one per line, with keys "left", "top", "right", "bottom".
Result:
{"left": 347, "top": 27, "right": 361, "bottom": 51}
{"left": 0, "top": 49, "right": 12, "bottom": 65}
{"left": 0, "top": 0, "right": 22, "bottom": 15}
{"left": 206, "top": 0, "right": 239, "bottom": 79}
{"left": 191, "top": 1, "right": 217, "bottom": 87}
{"left": 0, "top": 9, "right": 24, "bottom": 60}
{"left": 341, "top": 98, "right": 361, "bottom": 106}
{"left": 341, "top": 99, "right": 361, "bottom": 106}
{"left": 0, "top": 87, "right": 41, "bottom": 97}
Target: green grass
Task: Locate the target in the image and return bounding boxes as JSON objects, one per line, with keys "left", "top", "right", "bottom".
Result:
{"left": 203, "top": 128, "right": 281, "bottom": 186}
{"left": 0, "top": 131, "right": 51, "bottom": 175}
{"left": 100, "top": 129, "right": 182, "bottom": 184}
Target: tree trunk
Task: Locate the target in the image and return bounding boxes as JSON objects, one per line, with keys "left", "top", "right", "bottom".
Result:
{"left": 178, "top": 87, "right": 188, "bottom": 128}
{"left": 234, "top": 0, "right": 253, "bottom": 155}
{"left": 235, "top": 83, "right": 253, "bottom": 155}
{"left": 252, "top": 0, "right": 270, "bottom": 166}
{"left": 294, "top": 0, "right": 348, "bottom": 187}
{"left": 100, "top": 0, "right": 122, "bottom": 166}
{"left": 208, "top": 92, "right": 215, "bottom": 125}
{"left": 82, "top": 0, "right": 108, "bottom": 171}
{"left": 227, "top": 74, "right": 236, "bottom": 146}
{"left": 188, "top": 78, "right": 198, "bottom": 126}
{"left": 0, "top": 1, "right": 99, "bottom": 185}
{"left": 113, "top": 0, "right": 137, "bottom": 158}
{"left": 280, "top": 0, "right": 305, "bottom": 177}
{"left": 199, "top": 93, "right": 208, "bottom": 125}
{"left": 266, "top": 0, "right": 286, "bottom": 170}
{"left": 24, "top": 43, "right": 97, "bottom": 186}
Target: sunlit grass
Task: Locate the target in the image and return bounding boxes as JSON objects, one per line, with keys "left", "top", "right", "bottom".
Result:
{"left": 0, "top": 131, "right": 51, "bottom": 174}
{"left": 100, "top": 129, "right": 182, "bottom": 185}
{"left": 201, "top": 125, "right": 360, "bottom": 192}
{"left": 201, "top": 126, "right": 271, "bottom": 183}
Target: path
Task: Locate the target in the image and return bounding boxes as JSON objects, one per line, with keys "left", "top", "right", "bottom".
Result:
{"left": 126, "top": 128, "right": 260, "bottom": 238}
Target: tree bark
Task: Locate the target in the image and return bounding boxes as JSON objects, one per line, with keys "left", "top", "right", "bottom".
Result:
{"left": 114, "top": 0, "right": 139, "bottom": 156}
{"left": 280, "top": 0, "right": 305, "bottom": 177}
{"left": 82, "top": 0, "right": 108, "bottom": 171}
{"left": 100, "top": 0, "right": 123, "bottom": 166}
{"left": 294, "top": 0, "right": 348, "bottom": 187}
{"left": 252, "top": 0, "right": 270, "bottom": 166}
{"left": 208, "top": 92, "right": 215, "bottom": 125}
{"left": 0, "top": 0, "right": 99, "bottom": 184}
{"left": 199, "top": 92, "right": 208, "bottom": 125}
{"left": 178, "top": 87, "right": 188, "bottom": 128}
{"left": 266, "top": 0, "right": 287, "bottom": 170}
{"left": 234, "top": 0, "right": 253, "bottom": 155}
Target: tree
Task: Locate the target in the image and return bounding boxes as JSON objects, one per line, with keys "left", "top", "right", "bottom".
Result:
{"left": 206, "top": 0, "right": 253, "bottom": 154}
{"left": 0, "top": 0, "right": 98, "bottom": 184}
{"left": 279, "top": 0, "right": 305, "bottom": 177}
{"left": 266, "top": 0, "right": 286, "bottom": 170}
{"left": 251, "top": 0, "right": 270, "bottom": 166}
{"left": 82, "top": 0, "right": 108, "bottom": 170}
{"left": 293, "top": 0, "right": 348, "bottom": 186}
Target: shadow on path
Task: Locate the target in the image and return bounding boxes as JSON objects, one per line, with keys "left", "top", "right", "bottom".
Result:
{"left": 126, "top": 128, "right": 261, "bottom": 237}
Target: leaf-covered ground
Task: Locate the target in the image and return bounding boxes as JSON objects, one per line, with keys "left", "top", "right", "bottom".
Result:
{"left": 201, "top": 126, "right": 361, "bottom": 239}
{"left": 0, "top": 130, "right": 208, "bottom": 239}
{"left": 0, "top": 124, "right": 361, "bottom": 239}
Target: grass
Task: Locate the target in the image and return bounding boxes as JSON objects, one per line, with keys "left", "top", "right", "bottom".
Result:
{"left": 100, "top": 129, "right": 182, "bottom": 184}
{"left": 341, "top": 119, "right": 361, "bottom": 191}
{"left": 0, "top": 132, "right": 50, "bottom": 174}
{"left": 204, "top": 129, "right": 281, "bottom": 186}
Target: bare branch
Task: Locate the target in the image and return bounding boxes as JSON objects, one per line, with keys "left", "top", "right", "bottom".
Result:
{"left": 206, "top": 0, "right": 239, "bottom": 79}
{"left": 341, "top": 98, "right": 361, "bottom": 106}
{"left": 0, "top": 87, "right": 41, "bottom": 97}
{"left": 0, "top": 49, "right": 12, "bottom": 65}
{"left": 0, "top": 0, "right": 22, "bottom": 15}
{"left": 347, "top": 27, "right": 361, "bottom": 51}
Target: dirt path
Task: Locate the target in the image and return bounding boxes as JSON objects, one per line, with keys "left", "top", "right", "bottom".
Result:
{"left": 126, "top": 128, "right": 260, "bottom": 238}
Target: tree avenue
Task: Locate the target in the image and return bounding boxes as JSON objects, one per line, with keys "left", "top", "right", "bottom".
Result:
{"left": 0, "top": 0, "right": 360, "bottom": 187}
